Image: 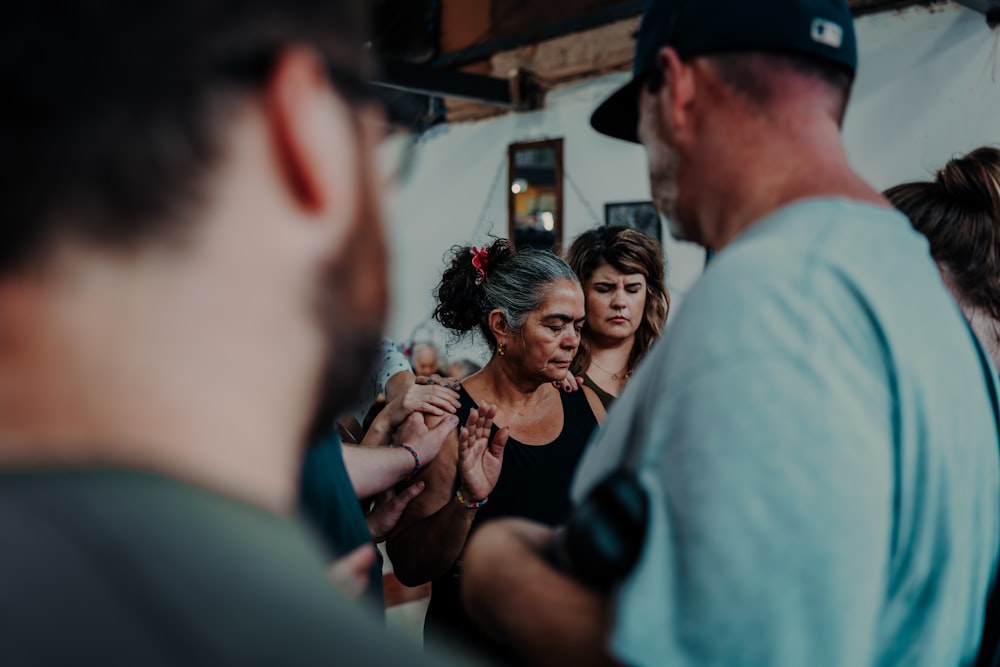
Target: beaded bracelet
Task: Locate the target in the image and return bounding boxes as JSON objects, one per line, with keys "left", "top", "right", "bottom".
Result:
{"left": 455, "top": 487, "right": 488, "bottom": 509}
{"left": 398, "top": 444, "right": 420, "bottom": 480}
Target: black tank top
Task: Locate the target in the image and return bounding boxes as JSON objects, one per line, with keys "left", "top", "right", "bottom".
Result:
{"left": 422, "top": 385, "right": 598, "bottom": 657}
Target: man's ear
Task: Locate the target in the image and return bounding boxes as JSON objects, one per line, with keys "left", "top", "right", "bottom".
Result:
{"left": 656, "top": 46, "right": 696, "bottom": 132}
{"left": 263, "top": 47, "right": 356, "bottom": 219}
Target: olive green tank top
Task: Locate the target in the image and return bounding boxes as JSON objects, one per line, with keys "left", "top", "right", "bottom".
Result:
{"left": 582, "top": 372, "right": 618, "bottom": 410}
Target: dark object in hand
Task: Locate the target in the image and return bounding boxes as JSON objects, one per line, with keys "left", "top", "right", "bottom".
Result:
{"left": 547, "top": 470, "right": 649, "bottom": 591}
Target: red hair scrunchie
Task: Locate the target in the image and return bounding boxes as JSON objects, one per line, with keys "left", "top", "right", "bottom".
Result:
{"left": 470, "top": 246, "right": 489, "bottom": 285}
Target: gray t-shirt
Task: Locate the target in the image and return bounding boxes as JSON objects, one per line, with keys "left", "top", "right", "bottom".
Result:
{"left": 574, "top": 199, "right": 1000, "bottom": 666}
{"left": 0, "top": 468, "right": 473, "bottom": 666}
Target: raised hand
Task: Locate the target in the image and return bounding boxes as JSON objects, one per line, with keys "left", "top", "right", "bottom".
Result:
{"left": 457, "top": 403, "right": 508, "bottom": 502}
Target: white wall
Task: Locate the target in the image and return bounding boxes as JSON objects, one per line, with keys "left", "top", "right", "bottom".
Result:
{"left": 846, "top": 2, "right": 1000, "bottom": 189}
{"left": 384, "top": 1, "right": 1000, "bottom": 364}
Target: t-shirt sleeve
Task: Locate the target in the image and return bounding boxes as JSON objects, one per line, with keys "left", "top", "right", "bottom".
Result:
{"left": 375, "top": 338, "right": 412, "bottom": 389}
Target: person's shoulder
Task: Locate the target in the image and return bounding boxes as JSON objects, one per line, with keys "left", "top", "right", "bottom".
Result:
{"left": 665, "top": 200, "right": 912, "bottom": 373}
{"left": 0, "top": 469, "right": 386, "bottom": 660}
{"left": 562, "top": 378, "right": 606, "bottom": 421}
{"left": 693, "top": 198, "right": 918, "bottom": 304}
{"left": 737, "top": 198, "right": 924, "bottom": 275}
{"left": 3, "top": 469, "right": 484, "bottom": 665}
{"left": 734, "top": 196, "right": 907, "bottom": 245}
{"left": 455, "top": 378, "right": 482, "bottom": 408}
{"left": 579, "top": 382, "right": 608, "bottom": 424}
{"left": 678, "top": 235, "right": 811, "bottom": 332}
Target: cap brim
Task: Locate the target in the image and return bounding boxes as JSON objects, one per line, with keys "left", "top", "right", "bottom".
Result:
{"left": 590, "top": 78, "right": 642, "bottom": 144}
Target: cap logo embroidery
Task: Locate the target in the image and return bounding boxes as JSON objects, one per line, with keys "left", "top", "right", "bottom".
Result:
{"left": 810, "top": 18, "right": 843, "bottom": 49}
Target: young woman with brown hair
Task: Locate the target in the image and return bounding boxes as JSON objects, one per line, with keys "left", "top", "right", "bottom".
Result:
{"left": 564, "top": 226, "right": 670, "bottom": 418}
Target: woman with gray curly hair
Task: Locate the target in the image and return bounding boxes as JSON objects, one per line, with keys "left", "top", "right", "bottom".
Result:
{"left": 385, "top": 238, "right": 598, "bottom": 656}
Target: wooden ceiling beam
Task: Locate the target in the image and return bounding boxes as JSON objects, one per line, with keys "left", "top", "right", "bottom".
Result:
{"left": 436, "top": 0, "right": 641, "bottom": 68}
{"left": 436, "top": 0, "right": 938, "bottom": 123}
{"left": 436, "top": 0, "right": 934, "bottom": 69}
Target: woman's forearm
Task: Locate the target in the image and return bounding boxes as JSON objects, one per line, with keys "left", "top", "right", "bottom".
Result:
{"left": 385, "top": 494, "right": 480, "bottom": 586}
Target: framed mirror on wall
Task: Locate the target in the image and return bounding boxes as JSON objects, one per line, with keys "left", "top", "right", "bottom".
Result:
{"left": 508, "top": 138, "right": 563, "bottom": 253}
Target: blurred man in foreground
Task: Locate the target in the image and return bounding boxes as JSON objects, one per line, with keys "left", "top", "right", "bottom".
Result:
{"left": 0, "top": 1, "right": 466, "bottom": 663}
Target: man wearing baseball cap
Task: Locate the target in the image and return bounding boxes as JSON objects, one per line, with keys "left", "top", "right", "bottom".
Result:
{"left": 460, "top": 1, "right": 1000, "bottom": 665}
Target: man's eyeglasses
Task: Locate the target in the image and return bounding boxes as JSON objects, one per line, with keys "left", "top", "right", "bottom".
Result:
{"left": 375, "top": 129, "right": 418, "bottom": 189}
{"left": 220, "top": 50, "right": 419, "bottom": 188}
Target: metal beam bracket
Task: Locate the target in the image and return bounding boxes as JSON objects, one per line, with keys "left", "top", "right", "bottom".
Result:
{"left": 373, "top": 60, "right": 542, "bottom": 110}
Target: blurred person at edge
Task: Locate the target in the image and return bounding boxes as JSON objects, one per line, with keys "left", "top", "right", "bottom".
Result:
{"left": 0, "top": 1, "right": 480, "bottom": 664}
{"left": 886, "top": 147, "right": 1000, "bottom": 369}
{"left": 447, "top": 358, "right": 483, "bottom": 381}
{"left": 303, "top": 341, "right": 462, "bottom": 607}
{"left": 458, "top": 1, "right": 1000, "bottom": 666}
{"left": 411, "top": 341, "right": 446, "bottom": 378}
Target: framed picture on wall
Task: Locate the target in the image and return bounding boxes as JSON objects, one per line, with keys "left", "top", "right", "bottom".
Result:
{"left": 604, "top": 201, "right": 662, "bottom": 243}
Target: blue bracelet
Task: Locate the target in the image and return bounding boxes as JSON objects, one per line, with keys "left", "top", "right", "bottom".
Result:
{"left": 399, "top": 444, "right": 420, "bottom": 480}
{"left": 455, "top": 487, "right": 488, "bottom": 509}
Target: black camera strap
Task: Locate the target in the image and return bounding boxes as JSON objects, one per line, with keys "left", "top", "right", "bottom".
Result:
{"left": 549, "top": 384, "right": 655, "bottom": 590}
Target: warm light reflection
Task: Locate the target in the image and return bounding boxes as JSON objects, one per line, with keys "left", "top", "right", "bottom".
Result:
{"left": 541, "top": 211, "right": 555, "bottom": 231}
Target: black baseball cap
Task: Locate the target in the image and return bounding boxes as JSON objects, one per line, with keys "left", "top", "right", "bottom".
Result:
{"left": 591, "top": 0, "right": 858, "bottom": 143}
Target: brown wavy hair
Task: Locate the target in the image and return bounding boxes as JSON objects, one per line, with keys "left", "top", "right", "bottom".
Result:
{"left": 885, "top": 147, "right": 1000, "bottom": 333}
{"left": 565, "top": 226, "right": 669, "bottom": 376}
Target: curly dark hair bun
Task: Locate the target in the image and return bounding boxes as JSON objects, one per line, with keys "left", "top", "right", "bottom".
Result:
{"left": 885, "top": 146, "right": 1000, "bottom": 324}
{"left": 432, "top": 237, "right": 578, "bottom": 352}
{"left": 434, "top": 238, "right": 513, "bottom": 333}
{"left": 937, "top": 149, "right": 1000, "bottom": 216}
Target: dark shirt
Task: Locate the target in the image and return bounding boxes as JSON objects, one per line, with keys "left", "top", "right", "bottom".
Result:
{"left": 0, "top": 468, "right": 454, "bottom": 666}
{"left": 425, "top": 385, "right": 598, "bottom": 655}
{"left": 299, "top": 432, "right": 383, "bottom": 607}
{"left": 581, "top": 372, "right": 618, "bottom": 411}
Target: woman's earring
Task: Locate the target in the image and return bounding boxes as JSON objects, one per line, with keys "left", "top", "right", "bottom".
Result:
{"left": 498, "top": 343, "right": 506, "bottom": 357}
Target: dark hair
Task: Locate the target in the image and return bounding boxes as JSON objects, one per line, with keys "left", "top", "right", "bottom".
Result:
{"left": 565, "top": 226, "right": 669, "bottom": 376}
{"left": 647, "top": 51, "right": 853, "bottom": 125}
{"left": 0, "top": 0, "right": 370, "bottom": 276}
{"left": 434, "top": 238, "right": 579, "bottom": 352}
{"left": 885, "top": 147, "right": 1000, "bottom": 328}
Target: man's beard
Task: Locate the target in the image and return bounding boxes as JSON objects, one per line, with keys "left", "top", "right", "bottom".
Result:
{"left": 650, "top": 139, "right": 684, "bottom": 241}
{"left": 307, "top": 307, "right": 383, "bottom": 444}
{"left": 305, "top": 151, "right": 388, "bottom": 445}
